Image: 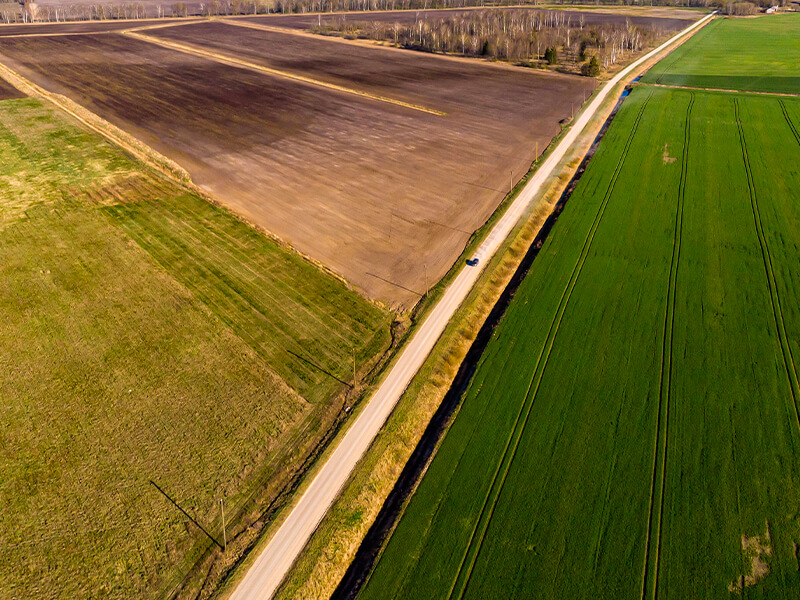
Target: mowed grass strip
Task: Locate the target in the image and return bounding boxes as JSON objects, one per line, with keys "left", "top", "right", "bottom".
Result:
{"left": 103, "top": 194, "right": 391, "bottom": 404}
{"left": 641, "top": 14, "right": 800, "bottom": 94}
{"left": 0, "top": 98, "right": 390, "bottom": 600}
{"left": 359, "top": 88, "right": 800, "bottom": 600}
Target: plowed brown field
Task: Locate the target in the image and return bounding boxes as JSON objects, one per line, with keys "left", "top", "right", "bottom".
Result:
{"left": 0, "top": 28, "right": 591, "bottom": 306}
{"left": 0, "top": 75, "right": 23, "bottom": 98}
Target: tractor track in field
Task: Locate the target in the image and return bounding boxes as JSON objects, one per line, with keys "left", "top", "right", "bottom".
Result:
{"left": 780, "top": 99, "right": 800, "bottom": 146}
{"left": 640, "top": 91, "right": 693, "bottom": 600}
{"left": 736, "top": 98, "right": 800, "bottom": 430}
{"left": 444, "top": 90, "right": 655, "bottom": 600}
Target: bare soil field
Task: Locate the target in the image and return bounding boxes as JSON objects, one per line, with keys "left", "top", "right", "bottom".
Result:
{"left": 0, "top": 74, "right": 22, "bottom": 98}
{"left": 241, "top": 7, "right": 696, "bottom": 31}
{"left": 0, "top": 29, "right": 589, "bottom": 306}
{"left": 0, "top": 19, "right": 199, "bottom": 36}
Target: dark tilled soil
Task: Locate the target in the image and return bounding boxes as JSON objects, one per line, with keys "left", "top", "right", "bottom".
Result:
{"left": 0, "top": 19, "right": 204, "bottom": 37}
{"left": 0, "top": 74, "right": 24, "bottom": 99}
{"left": 0, "top": 31, "right": 590, "bottom": 307}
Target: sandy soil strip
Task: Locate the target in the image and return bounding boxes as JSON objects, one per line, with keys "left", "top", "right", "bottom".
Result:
{"left": 122, "top": 29, "right": 446, "bottom": 116}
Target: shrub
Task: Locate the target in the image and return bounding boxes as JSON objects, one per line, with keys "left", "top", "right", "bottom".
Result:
{"left": 581, "top": 55, "right": 601, "bottom": 77}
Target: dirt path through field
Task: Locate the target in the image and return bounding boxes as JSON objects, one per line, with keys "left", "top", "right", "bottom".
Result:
{"left": 640, "top": 81, "right": 800, "bottom": 98}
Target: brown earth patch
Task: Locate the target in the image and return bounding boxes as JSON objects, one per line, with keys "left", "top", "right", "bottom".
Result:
{"left": 728, "top": 525, "right": 773, "bottom": 594}
{"left": 0, "top": 30, "right": 591, "bottom": 308}
{"left": 663, "top": 143, "right": 676, "bottom": 164}
{"left": 0, "top": 74, "right": 23, "bottom": 99}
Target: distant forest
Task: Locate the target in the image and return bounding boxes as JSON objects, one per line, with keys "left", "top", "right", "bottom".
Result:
{"left": 312, "top": 9, "right": 666, "bottom": 74}
{"left": 3, "top": 0, "right": 792, "bottom": 26}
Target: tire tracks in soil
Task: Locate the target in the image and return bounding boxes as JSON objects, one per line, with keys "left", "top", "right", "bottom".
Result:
{"left": 444, "top": 90, "right": 654, "bottom": 600}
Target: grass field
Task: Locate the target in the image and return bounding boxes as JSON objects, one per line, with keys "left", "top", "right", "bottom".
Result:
{"left": 358, "top": 85, "right": 800, "bottom": 599}
{"left": 642, "top": 14, "right": 800, "bottom": 94}
{"left": 0, "top": 97, "right": 390, "bottom": 599}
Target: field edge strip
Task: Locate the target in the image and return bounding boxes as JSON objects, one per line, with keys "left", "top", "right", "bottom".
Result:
{"left": 0, "top": 57, "right": 192, "bottom": 184}
{"left": 122, "top": 30, "right": 446, "bottom": 116}
{"left": 445, "top": 90, "right": 654, "bottom": 600}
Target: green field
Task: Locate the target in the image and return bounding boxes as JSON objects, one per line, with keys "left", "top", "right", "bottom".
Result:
{"left": 0, "top": 97, "right": 391, "bottom": 599}
{"left": 642, "top": 14, "right": 800, "bottom": 94}
{"left": 359, "top": 85, "right": 800, "bottom": 599}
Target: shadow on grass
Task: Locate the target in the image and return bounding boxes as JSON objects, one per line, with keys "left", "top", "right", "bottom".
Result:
{"left": 287, "top": 350, "right": 351, "bottom": 387}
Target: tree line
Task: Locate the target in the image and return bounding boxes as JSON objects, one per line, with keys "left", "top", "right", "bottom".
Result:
{"left": 312, "top": 9, "right": 664, "bottom": 75}
{"left": 2, "top": 0, "right": 736, "bottom": 25}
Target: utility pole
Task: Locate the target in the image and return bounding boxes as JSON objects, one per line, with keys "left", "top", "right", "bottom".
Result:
{"left": 424, "top": 263, "right": 428, "bottom": 296}
{"left": 510, "top": 169, "right": 513, "bottom": 194}
{"left": 219, "top": 498, "right": 226, "bottom": 553}
{"left": 536, "top": 141, "right": 539, "bottom": 159}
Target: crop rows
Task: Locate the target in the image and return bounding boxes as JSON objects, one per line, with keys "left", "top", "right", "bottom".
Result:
{"left": 360, "top": 87, "right": 800, "bottom": 599}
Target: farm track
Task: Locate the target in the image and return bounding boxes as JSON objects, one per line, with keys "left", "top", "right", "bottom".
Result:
{"left": 445, "top": 91, "right": 654, "bottom": 600}
{"left": 640, "top": 92, "right": 694, "bottom": 600}
{"left": 735, "top": 97, "right": 800, "bottom": 430}
{"left": 122, "top": 30, "right": 445, "bottom": 116}
{"left": 640, "top": 81, "right": 800, "bottom": 98}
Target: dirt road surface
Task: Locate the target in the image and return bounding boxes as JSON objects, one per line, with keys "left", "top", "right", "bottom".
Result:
{"left": 227, "top": 11, "right": 716, "bottom": 600}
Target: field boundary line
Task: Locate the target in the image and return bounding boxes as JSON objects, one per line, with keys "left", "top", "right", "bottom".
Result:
{"left": 120, "top": 19, "right": 206, "bottom": 33}
{"left": 447, "top": 91, "right": 654, "bottom": 600}
{"left": 225, "top": 13, "right": 717, "bottom": 600}
{"left": 0, "top": 18, "right": 205, "bottom": 37}
{"left": 640, "top": 91, "right": 694, "bottom": 600}
{"left": 0, "top": 30, "right": 122, "bottom": 38}
{"left": 735, "top": 97, "right": 800, "bottom": 429}
{"left": 0, "top": 58, "right": 192, "bottom": 183}
{"left": 652, "top": 19, "right": 713, "bottom": 84}
{"left": 121, "top": 30, "right": 446, "bottom": 116}
{"left": 639, "top": 81, "right": 800, "bottom": 99}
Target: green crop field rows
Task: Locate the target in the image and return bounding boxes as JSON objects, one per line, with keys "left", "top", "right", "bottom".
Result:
{"left": 642, "top": 14, "right": 800, "bottom": 94}
{"left": 359, "top": 85, "right": 800, "bottom": 599}
{"left": 0, "top": 97, "right": 390, "bottom": 599}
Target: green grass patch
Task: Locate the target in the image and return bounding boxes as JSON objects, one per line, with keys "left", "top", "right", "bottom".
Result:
{"left": 642, "top": 15, "right": 800, "bottom": 94}
{"left": 359, "top": 87, "right": 800, "bottom": 599}
{"left": 0, "top": 98, "right": 391, "bottom": 600}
